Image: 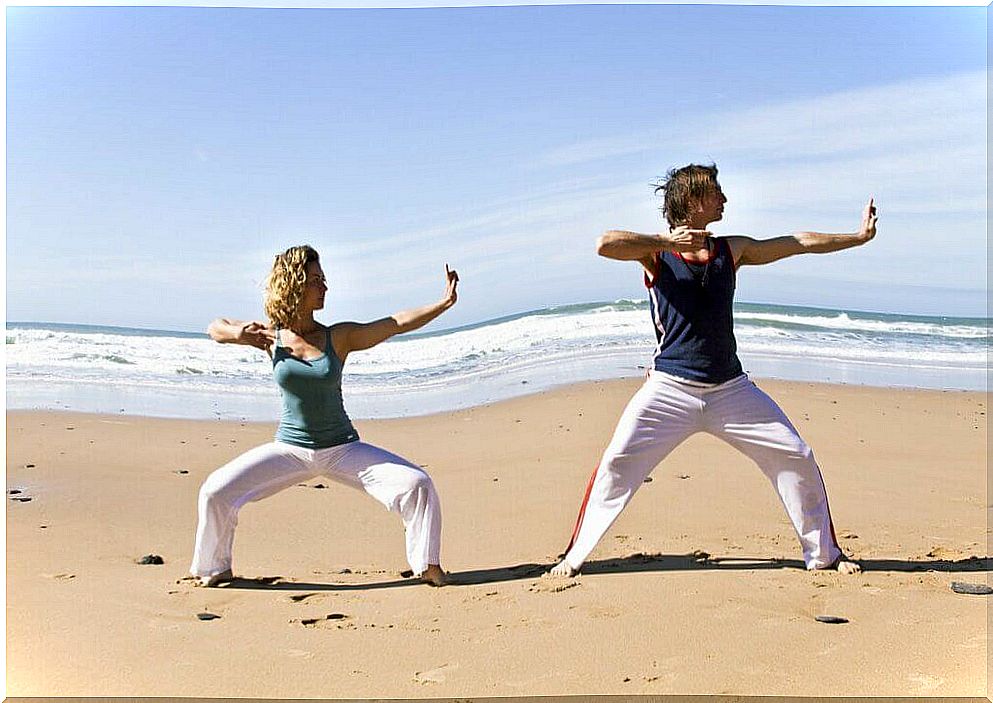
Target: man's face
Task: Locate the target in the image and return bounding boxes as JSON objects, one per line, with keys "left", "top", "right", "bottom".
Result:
{"left": 696, "top": 182, "right": 727, "bottom": 225}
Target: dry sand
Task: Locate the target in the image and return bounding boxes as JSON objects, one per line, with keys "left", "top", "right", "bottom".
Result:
{"left": 5, "top": 378, "right": 990, "bottom": 697}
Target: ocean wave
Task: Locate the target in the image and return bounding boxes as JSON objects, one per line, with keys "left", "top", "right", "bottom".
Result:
{"left": 735, "top": 311, "right": 988, "bottom": 339}
{"left": 69, "top": 353, "right": 136, "bottom": 365}
{"left": 6, "top": 303, "right": 989, "bottom": 398}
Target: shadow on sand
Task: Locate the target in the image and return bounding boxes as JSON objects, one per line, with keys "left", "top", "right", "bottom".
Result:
{"left": 208, "top": 552, "right": 990, "bottom": 592}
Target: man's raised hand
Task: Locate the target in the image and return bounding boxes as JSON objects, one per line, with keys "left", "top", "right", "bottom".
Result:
{"left": 664, "top": 225, "right": 712, "bottom": 252}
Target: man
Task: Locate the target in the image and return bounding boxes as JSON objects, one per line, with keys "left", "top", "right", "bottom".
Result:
{"left": 551, "top": 163, "right": 874, "bottom": 577}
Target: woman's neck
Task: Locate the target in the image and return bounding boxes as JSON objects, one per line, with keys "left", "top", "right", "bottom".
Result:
{"left": 288, "top": 314, "right": 320, "bottom": 335}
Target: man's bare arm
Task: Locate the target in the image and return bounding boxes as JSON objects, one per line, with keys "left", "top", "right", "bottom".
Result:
{"left": 596, "top": 226, "right": 712, "bottom": 261}
{"left": 729, "top": 198, "right": 878, "bottom": 267}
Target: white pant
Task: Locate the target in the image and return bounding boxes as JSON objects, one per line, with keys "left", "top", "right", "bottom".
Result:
{"left": 563, "top": 372, "right": 843, "bottom": 571}
{"left": 190, "top": 440, "right": 442, "bottom": 577}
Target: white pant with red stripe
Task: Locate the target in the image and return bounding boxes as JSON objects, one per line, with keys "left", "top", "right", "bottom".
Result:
{"left": 190, "top": 440, "right": 442, "bottom": 578}
{"left": 563, "top": 371, "right": 842, "bottom": 571}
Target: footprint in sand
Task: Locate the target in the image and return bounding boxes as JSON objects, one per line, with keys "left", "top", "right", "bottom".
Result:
{"left": 288, "top": 593, "right": 321, "bottom": 603}
{"left": 908, "top": 674, "right": 945, "bottom": 692}
{"left": 414, "top": 663, "right": 457, "bottom": 685}
{"left": 529, "top": 579, "right": 579, "bottom": 594}
{"left": 284, "top": 649, "right": 315, "bottom": 659}
{"left": 295, "top": 613, "right": 350, "bottom": 628}
{"left": 925, "top": 546, "right": 964, "bottom": 560}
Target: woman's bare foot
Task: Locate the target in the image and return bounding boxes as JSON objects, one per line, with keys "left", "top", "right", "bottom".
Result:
{"left": 189, "top": 569, "right": 233, "bottom": 587}
{"left": 834, "top": 559, "right": 861, "bottom": 575}
{"left": 548, "top": 559, "right": 578, "bottom": 577}
{"left": 823, "top": 556, "right": 861, "bottom": 575}
{"left": 419, "top": 564, "right": 449, "bottom": 587}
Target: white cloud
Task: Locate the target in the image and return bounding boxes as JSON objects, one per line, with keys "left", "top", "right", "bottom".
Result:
{"left": 537, "top": 70, "right": 986, "bottom": 173}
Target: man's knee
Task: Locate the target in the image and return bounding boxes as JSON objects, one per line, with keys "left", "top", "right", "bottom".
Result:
{"left": 396, "top": 469, "right": 437, "bottom": 507}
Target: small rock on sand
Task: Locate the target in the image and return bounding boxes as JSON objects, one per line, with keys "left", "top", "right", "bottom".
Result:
{"left": 137, "top": 554, "right": 165, "bottom": 565}
{"left": 950, "top": 582, "right": 993, "bottom": 595}
{"left": 197, "top": 612, "right": 221, "bottom": 621}
{"left": 815, "top": 615, "right": 849, "bottom": 624}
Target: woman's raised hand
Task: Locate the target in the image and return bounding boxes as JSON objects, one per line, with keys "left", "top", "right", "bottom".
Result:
{"left": 238, "top": 321, "right": 274, "bottom": 350}
{"left": 443, "top": 264, "right": 459, "bottom": 307}
{"left": 858, "top": 197, "right": 878, "bottom": 243}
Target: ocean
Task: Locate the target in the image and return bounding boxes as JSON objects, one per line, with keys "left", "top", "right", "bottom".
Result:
{"left": 6, "top": 301, "right": 989, "bottom": 420}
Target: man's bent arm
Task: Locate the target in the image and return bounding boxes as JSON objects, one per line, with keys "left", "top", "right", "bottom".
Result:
{"left": 597, "top": 227, "right": 712, "bottom": 261}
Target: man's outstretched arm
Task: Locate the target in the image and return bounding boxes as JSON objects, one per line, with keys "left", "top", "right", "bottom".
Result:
{"left": 729, "top": 198, "right": 878, "bottom": 267}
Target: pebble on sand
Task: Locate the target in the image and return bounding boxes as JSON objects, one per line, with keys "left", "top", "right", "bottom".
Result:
{"left": 197, "top": 612, "right": 221, "bottom": 621}
{"left": 137, "top": 554, "right": 165, "bottom": 565}
{"left": 950, "top": 581, "right": 993, "bottom": 595}
{"left": 815, "top": 615, "right": 849, "bottom": 624}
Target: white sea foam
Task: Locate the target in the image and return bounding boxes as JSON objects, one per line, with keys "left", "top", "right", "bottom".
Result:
{"left": 734, "top": 310, "right": 987, "bottom": 339}
{"left": 6, "top": 302, "right": 989, "bottom": 418}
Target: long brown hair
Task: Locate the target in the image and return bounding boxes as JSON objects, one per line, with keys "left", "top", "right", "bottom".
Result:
{"left": 654, "top": 163, "right": 719, "bottom": 227}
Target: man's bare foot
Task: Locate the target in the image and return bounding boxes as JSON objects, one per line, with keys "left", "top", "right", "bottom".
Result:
{"left": 548, "top": 559, "right": 578, "bottom": 577}
{"left": 419, "top": 564, "right": 448, "bottom": 587}
{"left": 188, "top": 569, "right": 233, "bottom": 587}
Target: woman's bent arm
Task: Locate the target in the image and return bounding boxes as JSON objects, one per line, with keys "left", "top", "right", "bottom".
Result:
{"left": 207, "top": 318, "right": 273, "bottom": 351}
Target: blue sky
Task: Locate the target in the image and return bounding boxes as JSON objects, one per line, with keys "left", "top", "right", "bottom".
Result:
{"left": 6, "top": 3, "right": 987, "bottom": 331}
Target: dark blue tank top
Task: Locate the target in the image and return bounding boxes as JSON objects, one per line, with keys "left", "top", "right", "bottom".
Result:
{"left": 644, "top": 237, "right": 744, "bottom": 384}
{"left": 272, "top": 326, "right": 359, "bottom": 449}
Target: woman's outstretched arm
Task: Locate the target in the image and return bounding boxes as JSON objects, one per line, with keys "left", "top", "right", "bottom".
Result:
{"left": 332, "top": 265, "right": 459, "bottom": 361}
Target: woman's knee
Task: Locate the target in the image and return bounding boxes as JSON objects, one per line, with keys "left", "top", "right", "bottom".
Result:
{"left": 198, "top": 471, "right": 239, "bottom": 511}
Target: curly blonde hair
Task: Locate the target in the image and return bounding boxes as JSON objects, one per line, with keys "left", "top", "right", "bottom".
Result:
{"left": 264, "top": 245, "right": 320, "bottom": 328}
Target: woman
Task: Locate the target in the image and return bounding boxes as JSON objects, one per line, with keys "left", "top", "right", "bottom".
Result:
{"left": 189, "top": 245, "right": 458, "bottom": 587}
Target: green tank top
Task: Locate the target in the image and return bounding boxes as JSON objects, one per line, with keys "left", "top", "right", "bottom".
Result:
{"left": 272, "top": 326, "right": 359, "bottom": 449}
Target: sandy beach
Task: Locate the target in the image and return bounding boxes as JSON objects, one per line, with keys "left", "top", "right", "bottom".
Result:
{"left": 5, "top": 377, "right": 989, "bottom": 697}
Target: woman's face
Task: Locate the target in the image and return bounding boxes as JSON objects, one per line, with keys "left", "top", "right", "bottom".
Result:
{"left": 300, "top": 260, "right": 328, "bottom": 313}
